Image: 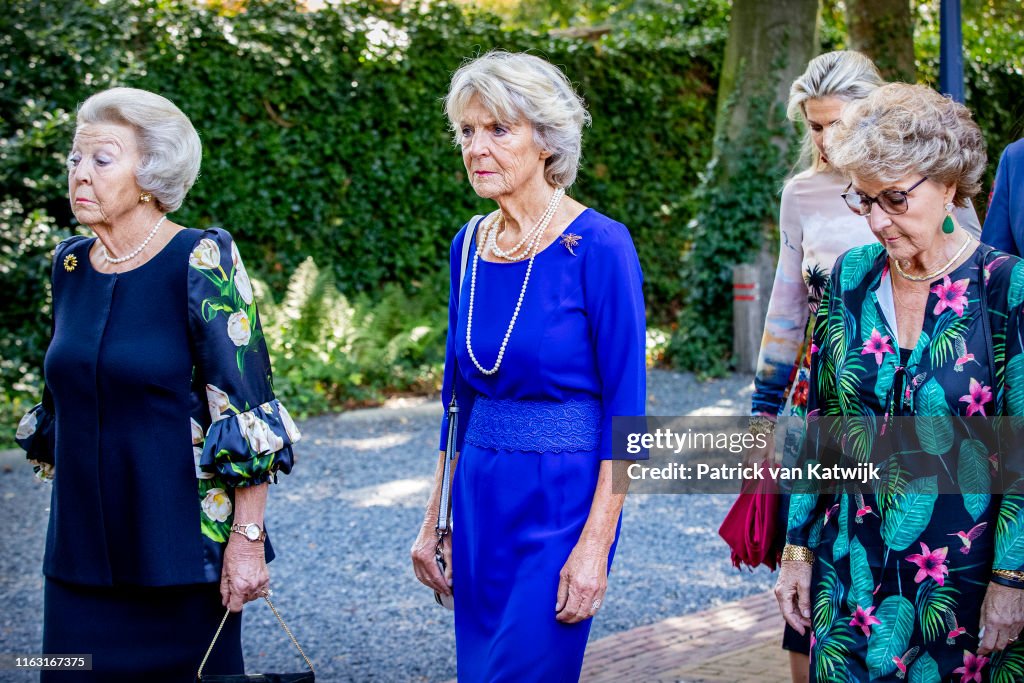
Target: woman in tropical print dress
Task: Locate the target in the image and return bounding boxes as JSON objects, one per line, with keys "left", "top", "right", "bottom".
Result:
{"left": 750, "top": 50, "right": 980, "bottom": 683}
{"left": 775, "top": 83, "right": 1024, "bottom": 682}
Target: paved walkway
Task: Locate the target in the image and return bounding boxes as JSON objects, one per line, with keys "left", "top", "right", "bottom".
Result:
{"left": 580, "top": 590, "right": 789, "bottom": 682}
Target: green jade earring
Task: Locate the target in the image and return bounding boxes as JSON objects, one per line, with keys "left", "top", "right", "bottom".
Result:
{"left": 942, "top": 202, "right": 955, "bottom": 234}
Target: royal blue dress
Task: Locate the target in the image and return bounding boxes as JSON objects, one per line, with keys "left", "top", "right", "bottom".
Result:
{"left": 16, "top": 228, "right": 300, "bottom": 681}
{"left": 439, "top": 208, "right": 646, "bottom": 682}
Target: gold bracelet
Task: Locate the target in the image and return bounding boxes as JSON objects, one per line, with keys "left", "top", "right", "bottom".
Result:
{"left": 993, "top": 569, "right": 1024, "bottom": 583}
{"left": 748, "top": 416, "right": 776, "bottom": 436}
{"left": 782, "top": 544, "right": 814, "bottom": 564}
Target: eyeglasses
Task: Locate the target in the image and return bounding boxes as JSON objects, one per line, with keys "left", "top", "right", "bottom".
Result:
{"left": 841, "top": 177, "right": 928, "bottom": 216}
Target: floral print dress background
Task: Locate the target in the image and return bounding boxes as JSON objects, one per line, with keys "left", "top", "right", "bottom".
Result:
{"left": 788, "top": 243, "right": 1024, "bottom": 682}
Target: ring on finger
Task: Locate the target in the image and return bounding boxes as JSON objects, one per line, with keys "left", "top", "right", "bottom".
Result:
{"left": 591, "top": 599, "right": 602, "bottom": 612}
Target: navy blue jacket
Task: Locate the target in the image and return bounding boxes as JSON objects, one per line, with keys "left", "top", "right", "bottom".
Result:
{"left": 981, "top": 138, "right": 1024, "bottom": 256}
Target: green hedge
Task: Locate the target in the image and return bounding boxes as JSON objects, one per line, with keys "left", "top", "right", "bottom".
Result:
{"left": 0, "top": 0, "right": 722, "bottom": 435}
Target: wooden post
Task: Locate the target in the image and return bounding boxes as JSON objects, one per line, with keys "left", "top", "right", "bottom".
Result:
{"left": 732, "top": 264, "right": 761, "bottom": 374}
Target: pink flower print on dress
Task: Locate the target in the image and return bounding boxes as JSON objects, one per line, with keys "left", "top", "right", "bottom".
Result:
{"left": 952, "top": 650, "right": 989, "bottom": 683}
{"left": 959, "top": 378, "right": 993, "bottom": 417}
{"left": 906, "top": 542, "right": 949, "bottom": 586}
{"left": 850, "top": 605, "right": 881, "bottom": 637}
{"left": 861, "top": 328, "right": 895, "bottom": 366}
{"left": 930, "top": 275, "right": 970, "bottom": 317}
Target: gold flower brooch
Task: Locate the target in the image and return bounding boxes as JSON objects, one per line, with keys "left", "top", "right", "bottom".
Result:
{"left": 560, "top": 233, "right": 582, "bottom": 256}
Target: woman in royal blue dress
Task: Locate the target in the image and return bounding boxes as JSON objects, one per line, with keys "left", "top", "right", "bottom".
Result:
{"left": 14, "top": 87, "right": 300, "bottom": 681}
{"left": 410, "top": 51, "right": 647, "bottom": 681}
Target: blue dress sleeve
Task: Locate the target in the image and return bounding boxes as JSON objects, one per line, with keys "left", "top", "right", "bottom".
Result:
{"left": 14, "top": 236, "right": 86, "bottom": 481}
{"left": 982, "top": 145, "right": 1016, "bottom": 254}
{"left": 582, "top": 219, "right": 647, "bottom": 460}
{"left": 438, "top": 223, "right": 477, "bottom": 452}
{"left": 188, "top": 228, "right": 300, "bottom": 487}
{"left": 15, "top": 392, "right": 55, "bottom": 481}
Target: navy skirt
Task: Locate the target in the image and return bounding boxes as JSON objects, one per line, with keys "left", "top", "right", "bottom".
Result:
{"left": 42, "top": 578, "right": 243, "bottom": 682}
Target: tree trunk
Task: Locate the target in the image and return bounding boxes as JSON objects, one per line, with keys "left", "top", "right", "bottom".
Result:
{"left": 715, "top": 0, "right": 819, "bottom": 146}
{"left": 676, "top": 0, "right": 819, "bottom": 370}
{"left": 846, "top": 0, "right": 916, "bottom": 82}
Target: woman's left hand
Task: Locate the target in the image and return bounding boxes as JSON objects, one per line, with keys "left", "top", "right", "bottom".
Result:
{"left": 555, "top": 539, "right": 609, "bottom": 624}
{"left": 220, "top": 535, "right": 270, "bottom": 612}
{"left": 978, "top": 582, "right": 1024, "bottom": 655}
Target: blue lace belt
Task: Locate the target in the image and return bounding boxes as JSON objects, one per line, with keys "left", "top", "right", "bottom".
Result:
{"left": 465, "top": 397, "right": 602, "bottom": 453}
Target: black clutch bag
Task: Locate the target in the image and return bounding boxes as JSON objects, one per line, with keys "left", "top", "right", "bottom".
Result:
{"left": 197, "top": 595, "right": 315, "bottom": 682}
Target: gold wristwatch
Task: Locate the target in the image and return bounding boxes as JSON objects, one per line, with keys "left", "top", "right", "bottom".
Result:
{"left": 230, "top": 522, "right": 266, "bottom": 542}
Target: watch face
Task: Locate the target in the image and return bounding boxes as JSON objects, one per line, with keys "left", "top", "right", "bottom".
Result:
{"left": 244, "top": 524, "right": 261, "bottom": 541}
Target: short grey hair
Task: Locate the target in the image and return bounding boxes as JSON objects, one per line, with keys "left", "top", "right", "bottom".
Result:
{"left": 827, "top": 83, "right": 986, "bottom": 208}
{"left": 76, "top": 87, "right": 201, "bottom": 212}
{"left": 788, "top": 51, "right": 884, "bottom": 171}
{"left": 444, "top": 51, "right": 591, "bottom": 188}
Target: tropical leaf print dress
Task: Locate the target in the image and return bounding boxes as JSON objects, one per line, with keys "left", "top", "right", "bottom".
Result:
{"left": 787, "top": 242, "right": 1024, "bottom": 682}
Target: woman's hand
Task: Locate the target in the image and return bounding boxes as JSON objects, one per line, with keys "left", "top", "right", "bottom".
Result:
{"left": 220, "top": 535, "right": 270, "bottom": 613}
{"left": 555, "top": 539, "right": 609, "bottom": 624}
{"left": 978, "top": 582, "right": 1024, "bottom": 654}
{"left": 775, "top": 560, "right": 813, "bottom": 635}
{"left": 411, "top": 522, "right": 452, "bottom": 597}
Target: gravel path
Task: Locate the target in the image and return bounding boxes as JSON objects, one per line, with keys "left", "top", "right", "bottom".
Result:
{"left": 0, "top": 370, "right": 775, "bottom": 682}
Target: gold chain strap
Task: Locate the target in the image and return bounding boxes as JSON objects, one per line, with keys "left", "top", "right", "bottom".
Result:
{"left": 197, "top": 595, "right": 315, "bottom": 680}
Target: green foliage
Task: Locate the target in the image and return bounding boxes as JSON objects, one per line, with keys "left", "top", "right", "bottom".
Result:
{"left": 665, "top": 87, "right": 796, "bottom": 374}
{"left": 0, "top": 0, "right": 722, "bottom": 440}
{"left": 258, "top": 259, "right": 447, "bottom": 416}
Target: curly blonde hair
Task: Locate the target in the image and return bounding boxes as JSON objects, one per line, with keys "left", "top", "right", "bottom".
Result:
{"left": 827, "top": 83, "right": 986, "bottom": 207}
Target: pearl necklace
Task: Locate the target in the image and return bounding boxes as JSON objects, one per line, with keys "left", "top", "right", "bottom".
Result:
{"left": 101, "top": 215, "right": 167, "bottom": 264}
{"left": 489, "top": 188, "right": 565, "bottom": 261}
{"left": 891, "top": 233, "right": 972, "bottom": 282}
{"left": 466, "top": 189, "right": 564, "bottom": 375}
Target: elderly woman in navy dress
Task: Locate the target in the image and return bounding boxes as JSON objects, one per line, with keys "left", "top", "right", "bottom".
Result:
{"left": 410, "top": 52, "right": 647, "bottom": 681}
{"left": 15, "top": 87, "right": 300, "bottom": 681}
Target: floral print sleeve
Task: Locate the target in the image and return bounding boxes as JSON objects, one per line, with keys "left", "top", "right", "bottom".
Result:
{"left": 188, "top": 228, "right": 300, "bottom": 490}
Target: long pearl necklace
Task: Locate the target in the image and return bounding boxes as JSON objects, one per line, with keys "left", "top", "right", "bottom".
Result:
{"left": 466, "top": 188, "right": 564, "bottom": 375}
{"left": 101, "top": 215, "right": 167, "bottom": 264}
{"left": 489, "top": 188, "right": 565, "bottom": 261}
{"left": 891, "top": 233, "right": 973, "bottom": 282}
